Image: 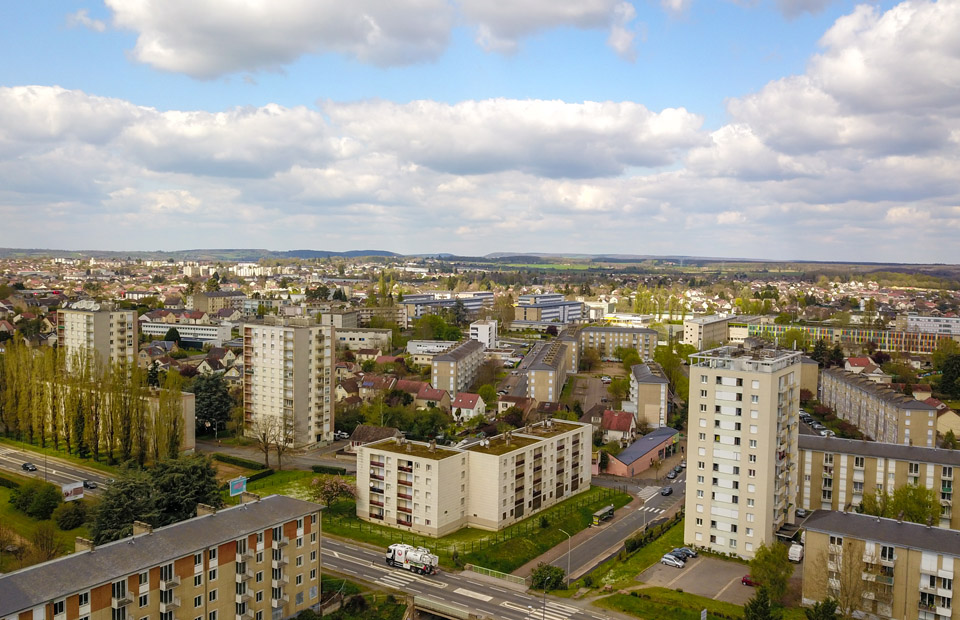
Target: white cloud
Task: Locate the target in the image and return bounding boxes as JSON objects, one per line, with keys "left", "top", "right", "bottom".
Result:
{"left": 661, "top": 0, "right": 692, "bottom": 17}
{"left": 67, "top": 9, "right": 107, "bottom": 32}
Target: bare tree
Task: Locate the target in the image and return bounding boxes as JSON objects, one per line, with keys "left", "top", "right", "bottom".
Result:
{"left": 812, "top": 545, "right": 867, "bottom": 619}
{"left": 251, "top": 415, "right": 277, "bottom": 469}
{"left": 30, "top": 522, "right": 64, "bottom": 563}
{"left": 273, "top": 409, "right": 294, "bottom": 471}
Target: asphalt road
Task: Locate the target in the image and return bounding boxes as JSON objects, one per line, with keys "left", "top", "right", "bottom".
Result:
{"left": 322, "top": 537, "right": 628, "bottom": 620}
{"left": 551, "top": 470, "right": 686, "bottom": 578}
{"left": 0, "top": 445, "right": 112, "bottom": 495}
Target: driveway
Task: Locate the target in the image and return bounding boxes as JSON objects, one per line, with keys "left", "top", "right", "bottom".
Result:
{"left": 569, "top": 375, "right": 609, "bottom": 411}
{"left": 638, "top": 556, "right": 753, "bottom": 606}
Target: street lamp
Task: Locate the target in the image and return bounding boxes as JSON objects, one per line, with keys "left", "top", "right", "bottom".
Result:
{"left": 559, "top": 528, "right": 572, "bottom": 588}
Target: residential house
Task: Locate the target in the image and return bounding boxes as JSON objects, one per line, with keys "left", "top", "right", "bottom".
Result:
{"left": 347, "top": 424, "right": 403, "bottom": 454}
{"left": 415, "top": 384, "right": 450, "bottom": 412}
{"left": 601, "top": 410, "right": 637, "bottom": 445}
{"left": 359, "top": 374, "right": 397, "bottom": 401}
{"left": 451, "top": 393, "right": 486, "bottom": 422}
{"left": 336, "top": 378, "right": 360, "bottom": 403}
{"left": 356, "top": 348, "right": 382, "bottom": 363}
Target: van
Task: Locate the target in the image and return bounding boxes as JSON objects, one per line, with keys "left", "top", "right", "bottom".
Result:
{"left": 788, "top": 543, "right": 804, "bottom": 563}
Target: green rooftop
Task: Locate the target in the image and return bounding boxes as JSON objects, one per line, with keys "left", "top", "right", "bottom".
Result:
{"left": 520, "top": 420, "right": 583, "bottom": 438}
{"left": 468, "top": 434, "right": 540, "bottom": 456}
{"left": 369, "top": 439, "right": 460, "bottom": 461}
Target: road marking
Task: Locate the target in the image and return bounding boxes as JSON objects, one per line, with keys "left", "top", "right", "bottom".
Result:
{"left": 329, "top": 550, "right": 340, "bottom": 558}
{"left": 501, "top": 600, "right": 574, "bottom": 620}
{"left": 453, "top": 587, "right": 492, "bottom": 602}
{"left": 715, "top": 574, "right": 741, "bottom": 600}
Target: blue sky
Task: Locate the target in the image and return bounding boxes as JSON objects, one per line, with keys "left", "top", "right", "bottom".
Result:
{"left": 0, "top": 0, "right": 957, "bottom": 261}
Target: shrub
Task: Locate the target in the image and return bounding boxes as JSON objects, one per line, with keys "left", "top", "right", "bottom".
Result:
{"left": 0, "top": 474, "right": 21, "bottom": 489}
{"left": 246, "top": 469, "right": 275, "bottom": 484}
{"left": 53, "top": 500, "right": 88, "bottom": 530}
{"left": 311, "top": 465, "right": 347, "bottom": 475}
{"left": 539, "top": 515, "right": 550, "bottom": 528}
{"left": 212, "top": 453, "right": 267, "bottom": 470}
{"left": 344, "top": 595, "right": 368, "bottom": 613}
{"left": 10, "top": 480, "right": 62, "bottom": 519}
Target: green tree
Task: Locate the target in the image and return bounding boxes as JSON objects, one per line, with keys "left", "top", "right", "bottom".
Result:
{"left": 579, "top": 347, "right": 600, "bottom": 371}
{"left": 812, "top": 339, "right": 828, "bottom": 366}
{"left": 149, "top": 454, "right": 224, "bottom": 526}
{"left": 53, "top": 500, "right": 88, "bottom": 530}
{"left": 944, "top": 429, "right": 959, "bottom": 450}
{"left": 310, "top": 475, "right": 357, "bottom": 507}
{"left": 530, "top": 562, "right": 566, "bottom": 591}
{"left": 30, "top": 521, "right": 64, "bottom": 563}
{"left": 607, "top": 377, "right": 630, "bottom": 403}
{"left": 163, "top": 327, "right": 182, "bottom": 347}
{"left": 477, "top": 384, "right": 498, "bottom": 407}
{"left": 780, "top": 328, "right": 809, "bottom": 351}
{"left": 204, "top": 277, "right": 221, "bottom": 292}
{"left": 147, "top": 361, "right": 160, "bottom": 387}
{"left": 744, "top": 587, "right": 783, "bottom": 620}
{"left": 191, "top": 373, "right": 233, "bottom": 433}
{"left": 91, "top": 471, "right": 158, "bottom": 544}
{"left": 859, "top": 484, "right": 939, "bottom": 525}
{"left": 942, "top": 354, "right": 960, "bottom": 399}
{"left": 933, "top": 339, "right": 960, "bottom": 372}
{"left": 804, "top": 598, "right": 840, "bottom": 620}
{"left": 748, "top": 543, "right": 792, "bottom": 603}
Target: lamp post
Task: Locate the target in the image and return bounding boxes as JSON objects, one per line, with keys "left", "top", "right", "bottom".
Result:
{"left": 559, "top": 528, "right": 572, "bottom": 588}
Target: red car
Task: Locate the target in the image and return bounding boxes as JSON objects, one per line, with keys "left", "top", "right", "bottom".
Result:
{"left": 741, "top": 575, "right": 759, "bottom": 587}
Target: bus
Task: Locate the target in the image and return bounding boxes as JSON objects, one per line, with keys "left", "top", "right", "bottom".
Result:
{"left": 592, "top": 505, "right": 615, "bottom": 526}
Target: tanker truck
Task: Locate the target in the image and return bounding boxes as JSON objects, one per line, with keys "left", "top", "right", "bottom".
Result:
{"left": 385, "top": 543, "right": 439, "bottom": 575}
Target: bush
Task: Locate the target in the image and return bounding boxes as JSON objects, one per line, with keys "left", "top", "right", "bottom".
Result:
{"left": 53, "top": 500, "right": 88, "bottom": 530}
{"left": 246, "top": 469, "right": 275, "bottom": 484}
{"left": 539, "top": 515, "right": 550, "bottom": 529}
{"left": 0, "top": 474, "right": 21, "bottom": 489}
{"left": 212, "top": 453, "right": 267, "bottom": 470}
{"left": 311, "top": 464, "right": 347, "bottom": 475}
{"left": 344, "top": 595, "right": 368, "bottom": 613}
{"left": 10, "top": 479, "right": 62, "bottom": 519}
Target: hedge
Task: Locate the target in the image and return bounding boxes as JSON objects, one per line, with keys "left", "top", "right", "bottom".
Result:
{"left": 311, "top": 464, "right": 347, "bottom": 476}
{"left": 212, "top": 453, "right": 267, "bottom": 470}
{"left": 0, "top": 474, "right": 22, "bottom": 489}
{"left": 246, "top": 469, "right": 276, "bottom": 484}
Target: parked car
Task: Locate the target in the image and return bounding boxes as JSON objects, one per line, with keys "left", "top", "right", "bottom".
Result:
{"left": 819, "top": 429, "right": 836, "bottom": 437}
{"left": 680, "top": 460, "right": 687, "bottom": 469}
{"left": 333, "top": 431, "right": 350, "bottom": 440}
{"left": 679, "top": 547, "right": 698, "bottom": 558}
{"left": 671, "top": 548, "right": 695, "bottom": 560}
{"left": 661, "top": 554, "right": 685, "bottom": 568}
{"left": 741, "top": 574, "right": 759, "bottom": 586}
{"left": 21, "top": 462, "right": 37, "bottom": 472}
{"left": 82, "top": 480, "right": 98, "bottom": 489}
{"left": 811, "top": 423, "right": 826, "bottom": 431}
{"left": 666, "top": 470, "right": 677, "bottom": 480}
{"left": 661, "top": 486, "right": 673, "bottom": 496}
{"left": 673, "top": 465, "right": 683, "bottom": 473}
{"left": 795, "top": 508, "right": 808, "bottom": 518}
{"left": 601, "top": 376, "right": 612, "bottom": 384}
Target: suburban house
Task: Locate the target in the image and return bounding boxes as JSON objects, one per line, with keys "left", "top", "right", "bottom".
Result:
{"left": 359, "top": 374, "right": 397, "bottom": 401}
{"left": 356, "top": 348, "right": 382, "bottom": 363}
{"left": 601, "top": 409, "right": 637, "bottom": 445}
{"left": 415, "top": 384, "right": 450, "bottom": 411}
{"left": 451, "top": 393, "right": 486, "bottom": 422}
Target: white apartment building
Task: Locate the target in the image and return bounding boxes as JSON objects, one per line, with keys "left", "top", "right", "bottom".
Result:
{"left": 356, "top": 420, "right": 591, "bottom": 536}
{"left": 684, "top": 344, "right": 802, "bottom": 559}
{"left": 139, "top": 322, "right": 232, "bottom": 345}
{"left": 683, "top": 315, "right": 733, "bottom": 350}
{"left": 57, "top": 301, "right": 137, "bottom": 368}
{"left": 242, "top": 318, "right": 335, "bottom": 447}
{"left": 469, "top": 319, "right": 498, "bottom": 349}
{"left": 902, "top": 313, "right": 960, "bottom": 337}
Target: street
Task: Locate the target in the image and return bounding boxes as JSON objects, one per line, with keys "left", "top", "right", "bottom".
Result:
{"left": 322, "top": 537, "right": 629, "bottom": 620}
{"left": 0, "top": 445, "right": 112, "bottom": 494}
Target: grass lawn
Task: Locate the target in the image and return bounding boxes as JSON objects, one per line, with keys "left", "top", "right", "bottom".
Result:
{"left": 587, "top": 519, "right": 685, "bottom": 589}
{"left": 595, "top": 590, "right": 743, "bottom": 620}
{"left": 0, "top": 437, "right": 120, "bottom": 476}
{"left": 324, "top": 486, "right": 630, "bottom": 573}
{"left": 222, "top": 470, "right": 344, "bottom": 504}
{"left": 0, "top": 486, "right": 91, "bottom": 572}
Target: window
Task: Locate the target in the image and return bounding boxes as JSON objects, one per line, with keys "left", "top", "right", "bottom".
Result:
{"left": 194, "top": 575, "right": 202, "bottom": 587}
{"left": 209, "top": 590, "right": 217, "bottom": 602}
{"left": 256, "top": 591, "right": 263, "bottom": 602}
{"left": 880, "top": 545, "right": 895, "bottom": 561}
{"left": 310, "top": 550, "right": 317, "bottom": 561}
{"left": 829, "top": 535, "right": 843, "bottom": 546}
{"left": 54, "top": 600, "right": 65, "bottom": 616}
{"left": 854, "top": 456, "right": 864, "bottom": 469}
{"left": 822, "top": 489, "right": 833, "bottom": 501}
{"left": 256, "top": 571, "right": 263, "bottom": 583}
{"left": 748, "top": 469, "right": 756, "bottom": 478}
{"left": 310, "top": 569, "right": 317, "bottom": 580}
{"left": 751, "top": 395, "right": 758, "bottom": 403}
{"left": 208, "top": 612, "right": 217, "bottom": 620}
{"left": 139, "top": 594, "right": 148, "bottom": 608}
{"left": 296, "top": 537, "right": 303, "bottom": 548}
{"left": 195, "top": 552, "right": 203, "bottom": 566}
{"left": 296, "top": 575, "right": 303, "bottom": 585}
{"left": 208, "top": 568, "right": 217, "bottom": 582}
{"left": 701, "top": 375, "right": 708, "bottom": 384}
{"left": 749, "top": 440, "right": 757, "bottom": 448}
{"left": 700, "top": 390, "right": 708, "bottom": 398}
{"left": 698, "top": 461, "right": 705, "bottom": 470}
{"left": 194, "top": 596, "right": 202, "bottom": 608}
{"left": 697, "top": 475, "right": 704, "bottom": 483}
{"left": 747, "top": 499, "right": 755, "bottom": 507}
{"left": 78, "top": 592, "right": 89, "bottom": 607}
{"left": 209, "top": 548, "right": 217, "bottom": 561}
{"left": 296, "top": 556, "right": 303, "bottom": 567}
{"left": 139, "top": 572, "right": 149, "bottom": 586}
{"left": 749, "top": 455, "right": 757, "bottom": 463}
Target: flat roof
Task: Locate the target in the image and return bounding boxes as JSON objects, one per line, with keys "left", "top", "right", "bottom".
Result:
{"left": 467, "top": 434, "right": 540, "bottom": 456}
{"left": 799, "top": 434, "right": 960, "bottom": 466}
{"left": 0, "top": 495, "right": 320, "bottom": 618}
{"left": 432, "top": 339, "right": 484, "bottom": 362}
{"left": 804, "top": 510, "right": 960, "bottom": 557}
{"left": 367, "top": 438, "right": 460, "bottom": 460}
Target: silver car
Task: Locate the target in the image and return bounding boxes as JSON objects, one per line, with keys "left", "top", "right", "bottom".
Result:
{"left": 661, "top": 554, "right": 685, "bottom": 568}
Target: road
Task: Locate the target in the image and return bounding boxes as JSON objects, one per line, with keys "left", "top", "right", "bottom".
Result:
{"left": 0, "top": 445, "right": 112, "bottom": 495}
{"left": 551, "top": 470, "right": 686, "bottom": 578}
{"left": 195, "top": 438, "right": 357, "bottom": 474}
{"left": 321, "top": 538, "right": 628, "bottom": 620}
{"left": 499, "top": 342, "right": 542, "bottom": 398}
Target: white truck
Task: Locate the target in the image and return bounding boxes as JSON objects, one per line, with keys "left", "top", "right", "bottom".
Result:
{"left": 385, "top": 543, "right": 439, "bottom": 575}
{"left": 788, "top": 543, "right": 804, "bottom": 563}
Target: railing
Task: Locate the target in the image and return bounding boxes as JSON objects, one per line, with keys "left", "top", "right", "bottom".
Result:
{"left": 159, "top": 597, "right": 180, "bottom": 613}
{"left": 370, "top": 461, "right": 385, "bottom": 468}
{"left": 398, "top": 479, "right": 413, "bottom": 487}
{"left": 514, "top": 485, "right": 524, "bottom": 493}
{"left": 271, "top": 595, "right": 290, "bottom": 608}
{"left": 369, "top": 512, "right": 383, "bottom": 520}
{"left": 398, "top": 466, "right": 413, "bottom": 473}
{"left": 876, "top": 575, "right": 894, "bottom": 585}
{"left": 271, "top": 536, "right": 289, "bottom": 549}
{"left": 111, "top": 595, "right": 133, "bottom": 609}
{"left": 370, "top": 474, "right": 384, "bottom": 481}
{"left": 397, "top": 492, "right": 412, "bottom": 500}
{"left": 370, "top": 500, "right": 384, "bottom": 507}
{"left": 159, "top": 575, "right": 181, "bottom": 590}
{"left": 464, "top": 564, "right": 528, "bottom": 586}
{"left": 371, "top": 487, "right": 384, "bottom": 495}
{"left": 398, "top": 506, "right": 413, "bottom": 514}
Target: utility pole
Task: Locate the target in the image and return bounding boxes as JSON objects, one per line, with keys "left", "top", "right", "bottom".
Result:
{"left": 559, "top": 528, "right": 572, "bottom": 588}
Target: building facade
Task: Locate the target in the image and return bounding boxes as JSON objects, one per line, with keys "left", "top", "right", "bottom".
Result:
{"left": 821, "top": 368, "right": 938, "bottom": 447}
{"left": 626, "top": 363, "right": 670, "bottom": 428}
{"left": 355, "top": 420, "right": 591, "bottom": 536}
{"left": 57, "top": 301, "right": 137, "bottom": 368}
{"left": 469, "top": 319, "right": 498, "bottom": 349}
{"left": 334, "top": 327, "right": 392, "bottom": 352}
{"left": 901, "top": 313, "right": 960, "bottom": 337}
{"left": 683, "top": 316, "right": 733, "bottom": 350}
{"left": 139, "top": 322, "right": 232, "bottom": 345}
{"left": 802, "top": 510, "right": 960, "bottom": 620}
{"left": 577, "top": 326, "right": 657, "bottom": 361}
{"left": 684, "top": 345, "right": 803, "bottom": 559}
{"left": 188, "top": 291, "right": 247, "bottom": 314}
{"left": 0, "top": 494, "right": 322, "bottom": 620}
{"left": 526, "top": 341, "right": 570, "bottom": 404}
{"left": 431, "top": 339, "right": 485, "bottom": 395}
{"left": 243, "top": 318, "right": 335, "bottom": 447}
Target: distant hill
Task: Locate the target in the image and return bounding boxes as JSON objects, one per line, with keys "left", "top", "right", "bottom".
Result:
{"left": 0, "top": 248, "right": 399, "bottom": 261}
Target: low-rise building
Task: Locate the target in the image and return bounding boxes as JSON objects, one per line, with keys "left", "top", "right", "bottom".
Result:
{"left": 605, "top": 426, "right": 680, "bottom": 478}
{"left": 0, "top": 494, "right": 322, "bottom": 620}
{"left": 577, "top": 325, "right": 657, "bottom": 361}
{"left": 683, "top": 315, "right": 733, "bottom": 350}
{"left": 140, "top": 321, "right": 232, "bottom": 346}
{"left": 188, "top": 290, "right": 247, "bottom": 313}
{"left": 451, "top": 393, "right": 486, "bottom": 422}
{"left": 320, "top": 309, "right": 359, "bottom": 328}
{"left": 335, "top": 327, "right": 392, "bottom": 352}
{"left": 356, "top": 420, "right": 591, "bottom": 536}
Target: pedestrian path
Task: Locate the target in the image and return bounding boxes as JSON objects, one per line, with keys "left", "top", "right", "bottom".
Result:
{"left": 501, "top": 599, "right": 581, "bottom": 620}
{"left": 637, "top": 505, "right": 665, "bottom": 514}
{"left": 637, "top": 486, "right": 661, "bottom": 501}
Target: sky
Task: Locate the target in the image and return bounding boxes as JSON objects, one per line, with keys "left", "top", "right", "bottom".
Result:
{"left": 0, "top": 0, "right": 958, "bottom": 262}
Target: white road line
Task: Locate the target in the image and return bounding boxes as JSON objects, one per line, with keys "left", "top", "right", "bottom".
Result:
{"left": 453, "top": 587, "right": 492, "bottom": 602}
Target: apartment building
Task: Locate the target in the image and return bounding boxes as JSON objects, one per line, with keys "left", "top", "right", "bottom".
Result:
{"left": 319, "top": 310, "right": 358, "bottom": 329}
{"left": 356, "top": 305, "right": 408, "bottom": 328}
{"left": 578, "top": 326, "right": 657, "bottom": 361}
{"left": 821, "top": 368, "right": 938, "bottom": 447}
{"left": 335, "top": 327, "right": 392, "bottom": 352}
{"left": 798, "top": 435, "right": 960, "bottom": 529}
{"left": 625, "top": 363, "right": 670, "bottom": 428}
{"left": 526, "top": 341, "right": 570, "bottom": 403}
{"left": 514, "top": 297, "right": 584, "bottom": 324}
{"left": 684, "top": 345, "right": 803, "bottom": 559}
{"left": 900, "top": 313, "right": 960, "bottom": 337}
{"left": 683, "top": 315, "right": 734, "bottom": 350}
{"left": 140, "top": 322, "right": 232, "bottom": 346}
{"left": 57, "top": 301, "right": 137, "bottom": 368}
{"left": 355, "top": 419, "right": 591, "bottom": 536}
{"left": 469, "top": 319, "right": 498, "bottom": 349}
{"left": 748, "top": 322, "right": 954, "bottom": 355}
{"left": 0, "top": 494, "right": 322, "bottom": 620}
{"left": 243, "top": 317, "right": 335, "bottom": 447}
{"left": 431, "top": 339, "right": 485, "bottom": 395}
{"left": 802, "top": 510, "right": 960, "bottom": 620}
{"left": 188, "top": 291, "right": 247, "bottom": 314}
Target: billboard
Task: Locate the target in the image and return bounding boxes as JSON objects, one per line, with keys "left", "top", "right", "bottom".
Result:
{"left": 229, "top": 477, "right": 247, "bottom": 497}
{"left": 62, "top": 481, "right": 84, "bottom": 502}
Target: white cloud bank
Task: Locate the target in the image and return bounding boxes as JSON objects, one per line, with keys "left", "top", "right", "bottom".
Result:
{"left": 3, "top": 0, "right": 960, "bottom": 260}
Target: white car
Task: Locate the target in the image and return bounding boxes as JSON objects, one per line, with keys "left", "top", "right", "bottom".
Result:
{"left": 333, "top": 431, "right": 350, "bottom": 440}
{"left": 661, "top": 554, "right": 685, "bottom": 568}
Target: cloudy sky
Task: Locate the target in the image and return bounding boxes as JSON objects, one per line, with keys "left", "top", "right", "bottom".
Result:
{"left": 0, "top": 0, "right": 957, "bottom": 262}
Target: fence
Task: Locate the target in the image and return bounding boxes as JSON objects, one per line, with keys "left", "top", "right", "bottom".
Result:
{"left": 329, "top": 486, "right": 624, "bottom": 558}
{"left": 465, "top": 564, "right": 528, "bottom": 586}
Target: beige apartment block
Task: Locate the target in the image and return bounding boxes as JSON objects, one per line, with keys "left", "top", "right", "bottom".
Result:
{"left": 356, "top": 306, "right": 408, "bottom": 328}
{"left": 57, "top": 301, "right": 137, "bottom": 369}
{"left": 0, "top": 495, "right": 322, "bottom": 620}
{"left": 626, "top": 363, "right": 670, "bottom": 428}
{"left": 526, "top": 341, "right": 569, "bottom": 403}
{"left": 431, "top": 339, "right": 485, "bottom": 395}
{"left": 684, "top": 344, "right": 802, "bottom": 559}
{"left": 335, "top": 327, "right": 392, "bottom": 352}
{"left": 798, "top": 435, "right": 960, "bottom": 529}
{"left": 683, "top": 315, "right": 733, "bottom": 350}
{"left": 319, "top": 310, "right": 358, "bottom": 329}
{"left": 802, "top": 510, "right": 960, "bottom": 620}
{"left": 821, "top": 368, "right": 938, "bottom": 447}
{"left": 189, "top": 290, "right": 247, "bottom": 314}
{"left": 578, "top": 326, "right": 657, "bottom": 361}
{"left": 243, "top": 318, "right": 335, "bottom": 447}
{"left": 355, "top": 420, "right": 592, "bottom": 537}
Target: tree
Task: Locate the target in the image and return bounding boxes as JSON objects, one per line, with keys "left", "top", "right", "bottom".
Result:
{"left": 859, "top": 484, "right": 939, "bottom": 525}
{"left": 147, "top": 361, "right": 160, "bottom": 388}
{"left": 310, "top": 475, "right": 357, "bottom": 507}
{"left": 944, "top": 429, "right": 959, "bottom": 450}
{"left": 150, "top": 454, "right": 224, "bottom": 526}
{"left": 933, "top": 340, "right": 960, "bottom": 373}
{"left": 91, "top": 470, "right": 158, "bottom": 544}
{"left": 530, "top": 562, "right": 566, "bottom": 591}
{"left": 30, "top": 521, "right": 64, "bottom": 563}
{"left": 830, "top": 344, "right": 844, "bottom": 367}
{"left": 811, "top": 546, "right": 865, "bottom": 619}
{"left": 164, "top": 327, "right": 182, "bottom": 347}
{"left": 942, "top": 354, "right": 960, "bottom": 399}
{"left": 804, "top": 598, "right": 840, "bottom": 620}
{"left": 744, "top": 587, "right": 782, "bottom": 620}
{"left": 191, "top": 373, "right": 233, "bottom": 433}
{"left": 204, "top": 277, "right": 221, "bottom": 292}
{"left": 53, "top": 499, "right": 88, "bottom": 530}
{"left": 812, "top": 339, "right": 828, "bottom": 366}
{"left": 477, "top": 384, "right": 498, "bottom": 407}
{"left": 780, "top": 328, "right": 809, "bottom": 351}
{"left": 749, "top": 542, "right": 792, "bottom": 603}
{"left": 579, "top": 347, "right": 600, "bottom": 371}
{"left": 607, "top": 377, "right": 630, "bottom": 404}
{"left": 251, "top": 415, "right": 277, "bottom": 468}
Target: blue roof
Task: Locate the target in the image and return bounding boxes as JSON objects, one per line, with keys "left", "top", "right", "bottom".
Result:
{"left": 613, "top": 427, "right": 679, "bottom": 466}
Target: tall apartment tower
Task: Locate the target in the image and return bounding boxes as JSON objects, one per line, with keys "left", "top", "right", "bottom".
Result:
{"left": 243, "top": 318, "right": 335, "bottom": 447}
{"left": 684, "top": 344, "right": 802, "bottom": 559}
{"left": 57, "top": 300, "right": 137, "bottom": 368}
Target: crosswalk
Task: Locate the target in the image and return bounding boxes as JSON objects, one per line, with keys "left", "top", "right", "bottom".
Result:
{"left": 638, "top": 505, "right": 665, "bottom": 514}
{"left": 376, "top": 569, "right": 418, "bottom": 590}
{"left": 637, "top": 486, "right": 661, "bottom": 501}
{"left": 502, "top": 599, "right": 580, "bottom": 620}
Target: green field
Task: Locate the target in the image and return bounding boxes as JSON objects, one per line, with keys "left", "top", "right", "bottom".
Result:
{"left": 587, "top": 518, "right": 685, "bottom": 589}
{"left": 222, "top": 470, "right": 329, "bottom": 504}
{"left": 0, "top": 485, "right": 91, "bottom": 572}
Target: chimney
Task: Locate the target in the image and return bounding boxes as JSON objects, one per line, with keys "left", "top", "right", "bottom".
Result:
{"left": 133, "top": 521, "right": 153, "bottom": 536}
{"left": 197, "top": 503, "right": 217, "bottom": 516}
{"left": 406, "top": 443, "right": 412, "bottom": 453}
{"left": 75, "top": 537, "right": 95, "bottom": 553}
{"left": 429, "top": 440, "right": 436, "bottom": 453}
{"left": 241, "top": 492, "right": 261, "bottom": 503}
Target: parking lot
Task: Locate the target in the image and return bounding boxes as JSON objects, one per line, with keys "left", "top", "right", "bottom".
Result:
{"left": 638, "top": 555, "right": 757, "bottom": 606}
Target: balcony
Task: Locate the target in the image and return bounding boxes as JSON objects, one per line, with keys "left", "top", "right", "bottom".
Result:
{"left": 398, "top": 465, "right": 413, "bottom": 473}
{"left": 369, "top": 512, "right": 383, "bottom": 520}
{"left": 159, "top": 575, "right": 181, "bottom": 590}
{"left": 398, "top": 479, "right": 413, "bottom": 487}
{"left": 237, "top": 610, "right": 254, "bottom": 620}
{"left": 370, "top": 474, "right": 384, "bottom": 481}
{"left": 398, "top": 506, "right": 413, "bottom": 514}
{"left": 271, "top": 536, "right": 289, "bottom": 549}
{"left": 235, "top": 569, "right": 253, "bottom": 583}
{"left": 370, "top": 461, "right": 385, "bottom": 468}
{"left": 271, "top": 575, "right": 290, "bottom": 588}
{"left": 371, "top": 487, "right": 384, "bottom": 495}
{"left": 919, "top": 602, "right": 936, "bottom": 612}
{"left": 111, "top": 594, "right": 133, "bottom": 609}
{"left": 876, "top": 575, "right": 894, "bottom": 585}
{"left": 159, "top": 597, "right": 180, "bottom": 613}
{"left": 271, "top": 556, "right": 289, "bottom": 569}
{"left": 271, "top": 595, "right": 290, "bottom": 608}
{"left": 514, "top": 485, "right": 524, "bottom": 493}
{"left": 236, "top": 549, "right": 254, "bottom": 562}
{"left": 515, "top": 470, "right": 525, "bottom": 480}
{"left": 944, "top": 487, "right": 954, "bottom": 495}
{"left": 370, "top": 499, "right": 384, "bottom": 507}
{"left": 397, "top": 492, "right": 412, "bottom": 500}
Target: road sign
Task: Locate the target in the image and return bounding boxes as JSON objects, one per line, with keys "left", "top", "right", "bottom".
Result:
{"left": 229, "top": 477, "right": 247, "bottom": 497}
{"left": 62, "top": 481, "right": 84, "bottom": 502}
{"left": 701, "top": 609, "right": 707, "bottom": 620}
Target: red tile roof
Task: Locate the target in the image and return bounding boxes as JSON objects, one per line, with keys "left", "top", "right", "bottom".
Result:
{"left": 602, "top": 409, "right": 635, "bottom": 433}
{"left": 452, "top": 393, "right": 482, "bottom": 410}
